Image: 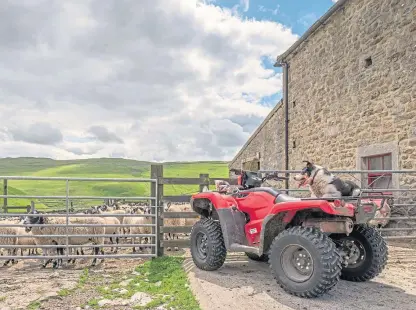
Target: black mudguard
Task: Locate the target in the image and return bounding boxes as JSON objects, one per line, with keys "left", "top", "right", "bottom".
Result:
{"left": 191, "top": 197, "right": 248, "bottom": 250}
{"left": 216, "top": 208, "right": 248, "bottom": 250}
{"left": 258, "top": 212, "right": 290, "bottom": 256}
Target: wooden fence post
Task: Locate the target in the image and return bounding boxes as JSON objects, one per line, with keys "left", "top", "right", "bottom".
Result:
{"left": 199, "top": 174, "right": 209, "bottom": 192}
{"left": 3, "top": 179, "right": 7, "bottom": 214}
{"left": 151, "top": 164, "right": 164, "bottom": 257}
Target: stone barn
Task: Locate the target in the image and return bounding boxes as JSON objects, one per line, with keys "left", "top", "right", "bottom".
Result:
{"left": 229, "top": 0, "right": 415, "bottom": 194}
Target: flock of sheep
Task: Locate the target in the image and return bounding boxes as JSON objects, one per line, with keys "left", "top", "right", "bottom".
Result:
{"left": 0, "top": 201, "right": 198, "bottom": 269}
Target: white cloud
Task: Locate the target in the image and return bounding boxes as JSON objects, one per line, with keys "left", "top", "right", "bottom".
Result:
{"left": 0, "top": 0, "right": 298, "bottom": 162}
{"left": 258, "top": 5, "right": 280, "bottom": 15}
{"left": 240, "top": 0, "right": 250, "bottom": 12}
{"left": 332, "top": 0, "right": 339, "bottom": 3}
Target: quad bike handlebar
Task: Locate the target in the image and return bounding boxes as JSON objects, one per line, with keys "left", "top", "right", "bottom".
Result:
{"left": 229, "top": 169, "right": 288, "bottom": 189}
{"left": 229, "top": 168, "right": 288, "bottom": 180}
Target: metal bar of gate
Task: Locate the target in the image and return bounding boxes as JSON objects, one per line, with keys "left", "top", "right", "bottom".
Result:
{"left": 65, "top": 179, "right": 69, "bottom": 260}
{"left": 0, "top": 175, "right": 160, "bottom": 261}
{"left": 0, "top": 213, "right": 157, "bottom": 217}
{"left": 0, "top": 176, "right": 155, "bottom": 181}
{"left": 154, "top": 175, "right": 158, "bottom": 257}
{"left": 0, "top": 195, "right": 155, "bottom": 199}
{"left": 0, "top": 234, "right": 155, "bottom": 238}
{"left": 258, "top": 170, "right": 416, "bottom": 174}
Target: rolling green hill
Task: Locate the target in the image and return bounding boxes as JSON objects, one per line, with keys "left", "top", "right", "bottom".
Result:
{"left": 0, "top": 158, "right": 230, "bottom": 212}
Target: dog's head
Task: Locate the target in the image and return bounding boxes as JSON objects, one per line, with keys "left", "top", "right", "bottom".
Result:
{"left": 293, "top": 160, "right": 319, "bottom": 187}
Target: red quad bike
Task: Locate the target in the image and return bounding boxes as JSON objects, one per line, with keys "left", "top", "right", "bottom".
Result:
{"left": 189, "top": 169, "right": 390, "bottom": 298}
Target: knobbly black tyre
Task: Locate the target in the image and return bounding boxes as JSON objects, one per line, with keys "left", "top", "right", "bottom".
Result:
{"left": 245, "top": 252, "right": 269, "bottom": 262}
{"left": 332, "top": 225, "right": 388, "bottom": 282}
{"left": 269, "top": 226, "right": 342, "bottom": 298}
{"left": 190, "top": 218, "right": 227, "bottom": 271}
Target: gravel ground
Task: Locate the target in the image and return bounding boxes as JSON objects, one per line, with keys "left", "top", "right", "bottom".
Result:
{"left": 0, "top": 255, "right": 145, "bottom": 310}
{"left": 185, "top": 244, "right": 416, "bottom": 310}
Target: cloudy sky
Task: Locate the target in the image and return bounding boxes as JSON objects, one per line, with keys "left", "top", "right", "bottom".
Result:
{"left": 0, "top": 0, "right": 336, "bottom": 162}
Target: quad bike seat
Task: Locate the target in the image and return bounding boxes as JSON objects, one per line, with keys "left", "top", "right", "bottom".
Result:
{"left": 274, "top": 193, "right": 301, "bottom": 203}
{"left": 239, "top": 187, "right": 280, "bottom": 197}
{"left": 239, "top": 187, "right": 300, "bottom": 204}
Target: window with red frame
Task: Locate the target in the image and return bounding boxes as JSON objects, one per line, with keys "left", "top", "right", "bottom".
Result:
{"left": 363, "top": 153, "right": 392, "bottom": 192}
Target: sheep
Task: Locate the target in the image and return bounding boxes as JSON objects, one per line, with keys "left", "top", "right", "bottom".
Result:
{"left": 67, "top": 212, "right": 90, "bottom": 262}
{"left": 163, "top": 202, "right": 185, "bottom": 251}
{"left": 88, "top": 209, "right": 123, "bottom": 251}
{"left": 97, "top": 208, "right": 126, "bottom": 223}
{"left": 181, "top": 204, "right": 199, "bottom": 236}
{"left": 0, "top": 224, "right": 19, "bottom": 266}
{"left": 15, "top": 225, "right": 38, "bottom": 257}
{"left": 23, "top": 210, "right": 106, "bottom": 268}
{"left": 102, "top": 216, "right": 121, "bottom": 253}
{"left": 128, "top": 206, "right": 152, "bottom": 253}
{"left": 122, "top": 207, "right": 145, "bottom": 241}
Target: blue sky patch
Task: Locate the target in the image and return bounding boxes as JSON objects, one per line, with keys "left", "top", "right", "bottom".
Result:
{"left": 218, "top": 0, "right": 336, "bottom": 106}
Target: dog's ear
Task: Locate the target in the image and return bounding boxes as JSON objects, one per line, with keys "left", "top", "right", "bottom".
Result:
{"left": 302, "top": 160, "right": 314, "bottom": 168}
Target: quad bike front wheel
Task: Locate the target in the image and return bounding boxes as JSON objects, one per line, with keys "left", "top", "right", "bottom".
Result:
{"left": 269, "top": 226, "right": 342, "bottom": 298}
{"left": 331, "top": 225, "right": 388, "bottom": 282}
{"left": 190, "top": 218, "right": 227, "bottom": 271}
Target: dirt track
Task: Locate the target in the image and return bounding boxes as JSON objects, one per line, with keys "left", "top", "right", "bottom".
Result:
{"left": 184, "top": 245, "right": 416, "bottom": 310}
{"left": 0, "top": 256, "right": 144, "bottom": 310}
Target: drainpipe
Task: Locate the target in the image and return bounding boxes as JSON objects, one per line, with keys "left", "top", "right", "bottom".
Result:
{"left": 274, "top": 61, "right": 289, "bottom": 190}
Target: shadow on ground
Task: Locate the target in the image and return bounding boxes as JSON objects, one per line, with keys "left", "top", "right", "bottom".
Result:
{"left": 183, "top": 248, "right": 416, "bottom": 310}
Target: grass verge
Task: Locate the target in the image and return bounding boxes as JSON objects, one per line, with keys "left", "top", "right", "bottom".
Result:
{"left": 89, "top": 256, "right": 200, "bottom": 310}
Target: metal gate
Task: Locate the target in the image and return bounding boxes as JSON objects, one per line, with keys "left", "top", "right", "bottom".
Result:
{"left": 0, "top": 176, "right": 160, "bottom": 265}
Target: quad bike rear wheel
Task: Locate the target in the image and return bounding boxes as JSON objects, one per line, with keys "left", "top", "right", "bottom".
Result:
{"left": 331, "top": 225, "right": 388, "bottom": 282}
{"left": 245, "top": 252, "right": 269, "bottom": 262}
{"left": 190, "top": 218, "right": 227, "bottom": 271}
{"left": 269, "top": 226, "right": 342, "bottom": 298}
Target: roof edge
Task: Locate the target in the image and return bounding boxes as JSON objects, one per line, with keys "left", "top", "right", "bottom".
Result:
{"left": 274, "top": 0, "right": 349, "bottom": 65}
{"left": 229, "top": 99, "right": 284, "bottom": 167}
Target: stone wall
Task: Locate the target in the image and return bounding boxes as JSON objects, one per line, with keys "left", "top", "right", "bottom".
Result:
{"left": 231, "top": 0, "right": 415, "bottom": 172}
{"left": 229, "top": 0, "right": 416, "bottom": 222}
{"left": 229, "top": 101, "right": 286, "bottom": 172}
{"left": 285, "top": 0, "right": 415, "bottom": 173}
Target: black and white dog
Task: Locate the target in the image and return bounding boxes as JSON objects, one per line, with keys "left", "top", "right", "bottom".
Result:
{"left": 293, "top": 161, "right": 361, "bottom": 198}
{"left": 293, "top": 161, "right": 392, "bottom": 227}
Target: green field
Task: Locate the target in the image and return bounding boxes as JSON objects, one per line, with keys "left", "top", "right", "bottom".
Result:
{"left": 0, "top": 157, "right": 230, "bottom": 212}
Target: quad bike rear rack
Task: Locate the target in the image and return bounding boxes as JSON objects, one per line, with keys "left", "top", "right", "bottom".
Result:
{"left": 297, "top": 193, "right": 393, "bottom": 224}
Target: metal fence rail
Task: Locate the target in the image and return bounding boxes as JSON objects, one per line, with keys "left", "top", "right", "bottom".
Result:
{"left": 0, "top": 175, "right": 161, "bottom": 264}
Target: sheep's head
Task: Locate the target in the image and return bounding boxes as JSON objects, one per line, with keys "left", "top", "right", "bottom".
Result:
{"left": 23, "top": 210, "right": 43, "bottom": 232}
{"left": 132, "top": 206, "right": 145, "bottom": 214}
{"left": 87, "top": 207, "right": 98, "bottom": 214}
{"left": 144, "top": 206, "right": 152, "bottom": 215}
{"left": 163, "top": 201, "right": 171, "bottom": 212}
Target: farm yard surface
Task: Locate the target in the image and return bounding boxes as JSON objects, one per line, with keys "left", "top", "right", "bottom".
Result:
{"left": 0, "top": 243, "right": 415, "bottom": 310}
{"left": 187, "top": 245, "right": 416, "bottom": 310}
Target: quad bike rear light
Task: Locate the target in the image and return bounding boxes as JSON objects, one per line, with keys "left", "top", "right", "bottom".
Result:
{"left": 332, "top": 199, "right": 345, "bottom": 208}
